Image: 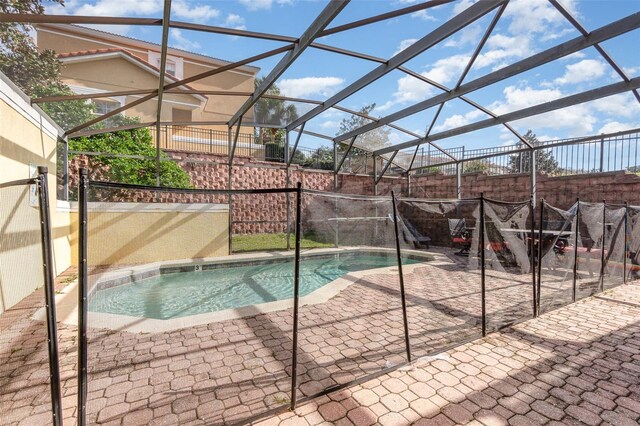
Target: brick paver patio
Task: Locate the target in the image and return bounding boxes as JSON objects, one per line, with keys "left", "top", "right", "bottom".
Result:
{"left": 1, "top": 250, "right": 639, "bottom": 425}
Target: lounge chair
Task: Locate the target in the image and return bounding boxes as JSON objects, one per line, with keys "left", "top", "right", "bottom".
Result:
{"left": 403, "top": 219, "right": 431, "bottom": 249}
{"left": 448, "top": 218, "right": 472, "bottom": 256}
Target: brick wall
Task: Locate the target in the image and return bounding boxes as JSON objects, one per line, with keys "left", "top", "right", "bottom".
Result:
{"left": 68, "top": 150, "right": 640, "bottom": 233}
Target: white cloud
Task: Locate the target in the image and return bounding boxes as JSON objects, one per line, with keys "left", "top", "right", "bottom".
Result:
{"left": 473, "top": 34, "right": 532, "bottom": 70}
{"left": 512, "top": 105, "right": 597, "bottom": 135}
{"left": 590, "top": 93, "right": 640, "bottom": 119}
{"left": 53, "top": 0, "right": 220, "bottom": 24}
{"left": 74, "top": 0, "right": 162, "bottom": 17}
{"left": 491, "top": 85, "right": 563, "bottom": 114}
{"left": 488, "top": 85, "right": 597, "bottom": 134}
{"left": 239, "top": 0, "right": 272, "bottom": 11}
{"left": 376, "top": 54, "right": 468, "bottom": 112}
{"left": 560, "top": 51, "right": 586, "bottom": 61}
{"left": 239, "top": 0, "right": 292, "bottom": 11}
{"left": 321, "top": 120, "right": 340, "bottom": 129}
{"left": 375, "top": 74, "right": 435, "bottom": 113}
{"left": 432, "top": 110, "right": 486, "bottom": 133}
{"left": 598, "top": 121, "right": 640, "bottom": 134}
{"left": 453, "top": 0, "right": 477, "bottom": 15}
{"left": 169, "top": 28, "right": 201, "bottom": 51}
{"left": 279, "top": 76, "right": 344, "bottom": 98}
{"left": 554, "top": 59, "right": 606, "bottom": 85}
{"left": 444, "top": 24, "right": 483, "bottom": 48}
{"left": 223, "top": 13, "right": 246, "bottom": 34}
{"left": 503, "top": 0, "right": 576, "bottom": 35}
{"left": 411, "top": 10, "right": 436, "bottom": 21}
{"left": 540, "top": 27, "right": 574, "bottom": 42}
{"left": 423, "top": 54, "right": 469, "bottom": 85}
{"left": 225, "top": 14, "right": 245, "bottom": 26}
{"left": 393, "top": 39, "right": 417, "bottom": 56}
{"left": 172, "top": 1, "right": 220, "bottom": 23}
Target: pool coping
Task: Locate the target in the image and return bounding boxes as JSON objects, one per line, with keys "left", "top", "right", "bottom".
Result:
{"left": 35, "top": 247, "right": 442, "bottom": 334}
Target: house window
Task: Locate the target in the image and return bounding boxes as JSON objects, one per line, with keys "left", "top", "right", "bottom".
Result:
{"left": 149, "top": 51, "right": 183, "bottom": 79}
{"left": 157, "top": 58, "right": 176, "bottom": 76}
{"left": 92, "top": 99, "right": 121, "bottom": 116}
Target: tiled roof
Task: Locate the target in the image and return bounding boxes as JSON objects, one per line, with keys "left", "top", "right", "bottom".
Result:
{"left": 41, "top": 23, "right": 259, "bottom": 73}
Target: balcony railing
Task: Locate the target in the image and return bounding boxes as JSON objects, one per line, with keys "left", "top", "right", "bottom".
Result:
{"left": 156, "top": 125, "right": 376, "bottom": 172}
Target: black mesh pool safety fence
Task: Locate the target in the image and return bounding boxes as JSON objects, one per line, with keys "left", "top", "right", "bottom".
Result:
{"left": 395, "top": 197, "right": 483, "bottom": 356}
{"left": 77, "top": 177, "right": 299, "bottom": 426}
{"left": 0, "top": 169, "right": 62, "bottom": 426}
{"left": 74, "top": 170, "right": 640, "bottom": 425}
{"left": 537, "top": 201, "right": 578, "bottom": 314}
{"left": 481, "top": 199, "right": 535, "bottom": 332}
{"left": 295, "top": 190, "right": 409, "bottom": 401}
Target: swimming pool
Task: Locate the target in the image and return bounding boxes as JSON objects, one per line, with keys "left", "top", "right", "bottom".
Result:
{"left": 89, "top": 251, "right": 427, "bottom": 320}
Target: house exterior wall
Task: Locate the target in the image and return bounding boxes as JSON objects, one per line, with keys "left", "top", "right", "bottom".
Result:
{"left": 59, "top": 57, "right": 201, "bottom": 123}
{"left": 0, "top": 74, "right": 72, "bottom": 314}
{"left": 36, "top": 24, "right": 257, "bottom": 133}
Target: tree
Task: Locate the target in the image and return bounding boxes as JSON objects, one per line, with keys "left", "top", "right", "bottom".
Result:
{"left": 337, "top": 103, "right": 390, "bottom": 150}
{"left": 464, "top": 160, "right": 491, "bottom": 173}
{"left": 1, "top": 0, "right": 95, "bottom": 128}
{"left": 32, "top": 84, "right": 95, "bottom": 130}
{"left": 304, "top": 146, "right": 334, "bottom": 170}
{"left": 69, "top": 116, "right": 193, "bottom": 189}
{"left": 508, "top": 130, "right": 560, "bottom": 175}
{"left": 253, "top": 77, "right": 298, "bottom": 145}
{"left": 335, "top": 103, "right": 389, "bottom": 172}
{"left": 0, "top": 1, "right": 62, "bottom": 94}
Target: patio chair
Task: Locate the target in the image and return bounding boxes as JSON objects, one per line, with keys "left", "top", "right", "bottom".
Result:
{"left": 448, "top": 218, "right": 472, "bottom": 256}
{"left": 403, "top": 219, "right": 431, "bottom": 249}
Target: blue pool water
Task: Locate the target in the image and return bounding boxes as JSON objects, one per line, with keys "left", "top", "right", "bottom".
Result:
{"left": 89, "top": 253, "right": 424, "bottom": 320}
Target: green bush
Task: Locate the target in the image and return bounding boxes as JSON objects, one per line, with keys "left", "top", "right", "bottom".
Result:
{"left": 69, "top": 118, "right": 192, "bottom": 188}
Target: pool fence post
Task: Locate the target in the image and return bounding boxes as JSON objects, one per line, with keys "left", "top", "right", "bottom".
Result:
{"left": 227, "top": 127, "right": 233, "bottom": 255}
{"left": 624, "top": 202, "right": 629, "bottom": 284}
{"left": 391, "top": 191, "right": 412, "bottom": 363}
{"left": 290, "top": 181, "right": 302, "bottom": 410}
{"left": 78, "top": 168, "right": 89, "bottom": 426}
{"left": 600, "top": 200, "right": 606, "bottom": 292}
{"left": 37, "top": 167, "right": 63, "bottom": 426}
{"left": 536, "top": 199, "right": 544, "bottom": 316}
{"left": 572, "top": 198, "right": 580, "bottom": 302}
{"left": 286, "top": 131, "right": 291, "bottom": 250}
{"left": 480, "top": 192, "right": 486, "bottom": 337}
{"left": 333, "top": 140, "right": 339, "bottom": 248}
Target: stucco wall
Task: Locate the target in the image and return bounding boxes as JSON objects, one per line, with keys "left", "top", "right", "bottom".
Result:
{"left": 0, "top": 74, "right": 72, "bottom": 314}
{"left": 69, "top": 203, "right": 229, "bottom": 267}
{"left": 37, "top": 24, "right": 256, "bottom": 134}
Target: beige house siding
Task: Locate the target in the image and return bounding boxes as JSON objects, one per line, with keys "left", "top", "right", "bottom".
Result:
{"left": 37, "top": 24, "right": 257, "bottom": 135}
{"left": 60, "top": 56, "right": 203, "bottom": 123}
{"left": 0, "top": 74, "right": 72, "bottom": 314}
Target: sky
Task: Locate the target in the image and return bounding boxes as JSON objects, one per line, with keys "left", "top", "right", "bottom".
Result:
{"left": 42, "top": 0, "right": 640, "bottom": 154}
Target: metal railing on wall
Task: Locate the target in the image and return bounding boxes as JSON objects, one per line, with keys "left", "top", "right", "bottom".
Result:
{"left": 0, "top": 168, "right": 63, "bottom": 426}
{"left": 413, "top": 128, "right": 640, "bottom": 178}
{"left": 74, "top": 171, "right": 640, "bottom": 424}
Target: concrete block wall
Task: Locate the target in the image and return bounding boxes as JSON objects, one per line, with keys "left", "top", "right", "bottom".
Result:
{"left": 410, "top": 170, "right": 640, "bottom": 209}
{"left": 68, "top": 150, "right": 640, "bottom": 234}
